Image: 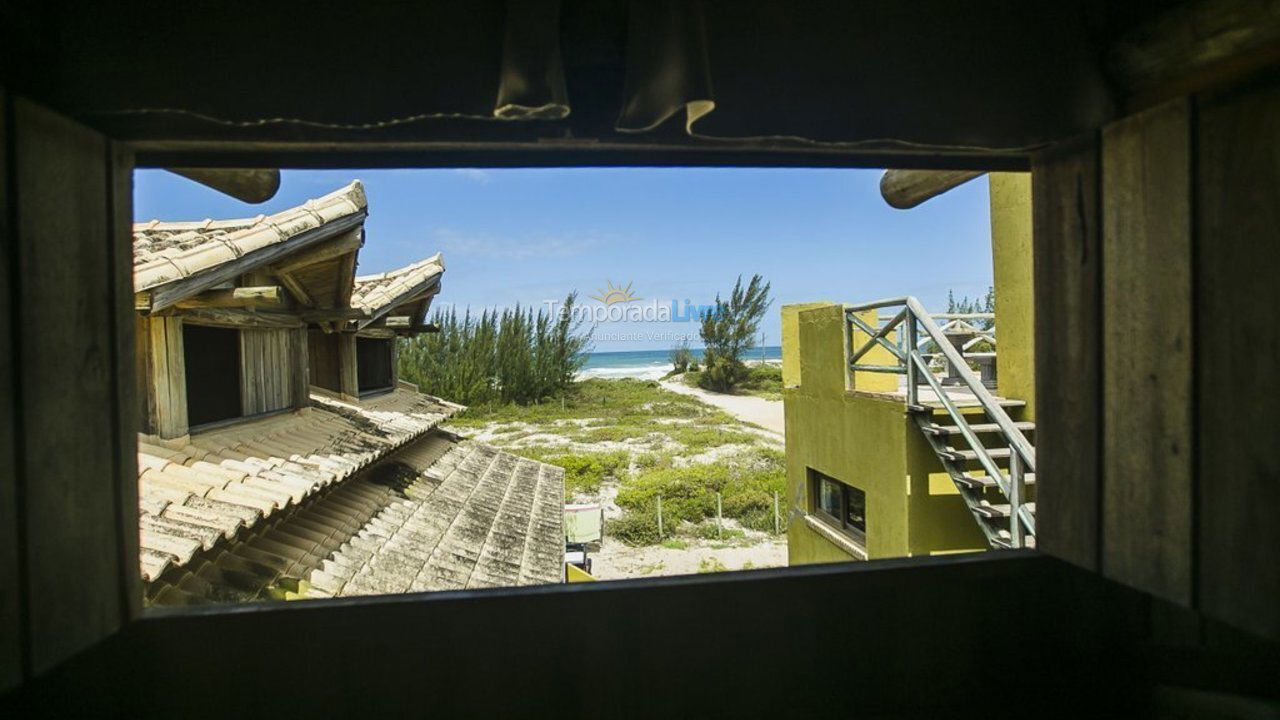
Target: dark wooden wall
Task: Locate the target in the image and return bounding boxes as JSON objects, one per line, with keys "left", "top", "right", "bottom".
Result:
{"left": 0, "top": 97, "right": 139, "bottom": 690}
{"left": 1034, "top": 76, "right": 1280, "bottom": 641}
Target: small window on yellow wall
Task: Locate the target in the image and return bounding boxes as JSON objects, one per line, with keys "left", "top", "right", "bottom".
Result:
{"left": 809, "top": 468, "right": 866, "bottom": 544}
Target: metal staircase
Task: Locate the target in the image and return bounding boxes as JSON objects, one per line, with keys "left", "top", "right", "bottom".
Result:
{"left": 846, "top": 296, "right": 1036, "bottom": 549}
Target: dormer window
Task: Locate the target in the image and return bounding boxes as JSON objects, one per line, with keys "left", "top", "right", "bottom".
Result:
{"left": 356, "top": 337, "right": 395, "bottom": 395}
{"left": 183, "top": 324, "right": 243, "bottom": 427}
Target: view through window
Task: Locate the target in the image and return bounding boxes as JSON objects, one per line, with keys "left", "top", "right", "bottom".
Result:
{"left": 131, "top": 167, "right": 1030, "bottom": 606}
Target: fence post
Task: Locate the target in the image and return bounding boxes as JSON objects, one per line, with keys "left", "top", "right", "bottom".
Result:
{"left": 716, "top": 492, "right": 723, "bottom": 540}
{"left": 774, "top": 490, "right": 780, "bottom": 534}
{"left": 657, "top": 494, "right": 664, "bottom": 539}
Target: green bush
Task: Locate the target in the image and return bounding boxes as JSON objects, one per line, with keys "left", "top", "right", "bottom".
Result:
{"left": 608, "top": 510, "right": 662, "bottom": 546}
{"left": 614, "top": 449, "right": 785, "bottom": 533}
{"left": 542, "top": 451, "right": 629, "bottom": 498}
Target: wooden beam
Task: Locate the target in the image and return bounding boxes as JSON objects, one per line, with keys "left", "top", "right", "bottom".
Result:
{"left": 335, "top": 244, "right": 358, "bottom": 308}
{"left": 879, "top": 170, "right": 984, "bottom": 209}
{"left": 1111, "top": 0, "right": 1280, "bottom": 111}
{"left": 169, "top": 308, "right": 303, "bottom": 329}
{"left": 278, "top": 271, "right": 315, "bottom": 308}
{"left": 272, "top": 229, "right": 363, "bottom": 275}
{"left": 173, "top": 285, "right": 283, "bottom": 310}
{"left": 338, "top": 334, "right": 359, "bottom": 398}
{"left": 147, "top": 210, "right": 366, "bottom": 312}
{"left": 166, "top": 168, "right": 280, "bottom": 204}
{"left": 300, "top": 308, "right": 369, "bottom": 323}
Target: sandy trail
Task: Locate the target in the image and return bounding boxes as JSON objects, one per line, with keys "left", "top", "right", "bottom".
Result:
{"left": 660, "top": 379, "right": 785, "bottom": 437}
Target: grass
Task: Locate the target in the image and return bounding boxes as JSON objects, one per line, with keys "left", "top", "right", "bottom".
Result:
{"left": 441, "top": 377, "right": 786, "bottom": 545}
{"left": 681, "top": 363, "right": 783, "bottom": 401}
{"left": 610, "top": 447, "right": 786, "bottom": 544}
{"left": 446, "top": 378, "right": 723, "bottom": 427}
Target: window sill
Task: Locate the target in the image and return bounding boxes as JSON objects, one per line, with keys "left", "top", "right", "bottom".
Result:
{"left": 804, "top": 515, "right": 868, "bottom": 560}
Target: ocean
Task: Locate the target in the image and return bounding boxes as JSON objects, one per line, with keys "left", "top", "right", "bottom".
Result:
{"left": 578, "top": 346, "right": 783, "bottom": 381}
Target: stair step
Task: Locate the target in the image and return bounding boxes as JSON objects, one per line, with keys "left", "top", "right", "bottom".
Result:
{"left": 943, "top": 447, "right": 1012, "bottom": 462}
{"left": 956, "top": 473, "right": 1036, "bottom": 489}
{"left": 992, "top": 533, "right": 1037, "bottom": 549}
{"left": 908, "top": 399, "right": 1026, "bottom": 414}
{"left": 974, "top": 502, "right": 1036, "bottom": 519}
{"left": 923, "top": 421, "right": 1035, "bottom": 436}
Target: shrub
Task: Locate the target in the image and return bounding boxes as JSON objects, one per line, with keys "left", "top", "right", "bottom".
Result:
{"left": 669, "top": 338, "right": 694, "bottom": 373}
{"left": 398, "top": 292, "right": 593, "bottom": 406}
{"left": 608, "top": 510, "right": 662, "bottom": 546}
{"left": 549, "top": 451, "right": 629, "bottom": 498}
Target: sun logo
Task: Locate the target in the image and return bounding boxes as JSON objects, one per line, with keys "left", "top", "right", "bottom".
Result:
{"left": 590, "top": 279, "right": 641, "bottom": 305}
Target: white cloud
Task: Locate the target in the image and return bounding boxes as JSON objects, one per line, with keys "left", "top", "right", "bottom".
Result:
{"left": 452, "top": 168, "right": 492, "bottom": 184}
{"left": 431, "top": 228, "right": 609, "bottom": 260}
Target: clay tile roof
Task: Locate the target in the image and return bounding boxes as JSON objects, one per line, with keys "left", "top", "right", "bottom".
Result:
{"left": 135, "top": 385, "right": 461, "bottom": 584}
{"left": 143, "top": 429, "right": 566, "bottom": 604}
{"left": 350, "top": 253, "right": 445, "bottom": 319}
{"left": 132, "top": 180, "right": 368, "bottom": 293}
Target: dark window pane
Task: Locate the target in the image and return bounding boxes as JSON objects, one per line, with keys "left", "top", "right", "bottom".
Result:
{"left": 818, "top": 477, "right": 842, "bottom": 517}
{"left": 184, "top": 324, "right": 242, "bottom": 426}
{"left": 357, "top": 337, "right": 394, "bottom": 393}
{"left": 845, "top": 485, "right": 866, "bottom": 534}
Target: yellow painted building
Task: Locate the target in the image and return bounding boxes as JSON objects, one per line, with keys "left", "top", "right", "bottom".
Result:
{"left": 783, "top": 173, "right": 1034, "bottom": 564}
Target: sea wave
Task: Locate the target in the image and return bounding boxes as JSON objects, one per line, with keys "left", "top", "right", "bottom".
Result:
{"left": 576, "top": 364, "right": 671, "bottom": 381}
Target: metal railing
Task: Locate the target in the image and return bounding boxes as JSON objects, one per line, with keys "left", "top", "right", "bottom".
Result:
{"left": 845, "top": 297, "right": 1035, "bottom": 544}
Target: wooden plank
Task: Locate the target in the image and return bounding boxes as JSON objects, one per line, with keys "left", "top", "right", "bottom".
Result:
{"left": 168, "top": 308, "right": 303, "bottom": 329}
{"left": 12, "top": 99, "right": 122, "bottom": 673}
{"left": 149, "top": 316, "right": 188, "bottom": 439}
{"left": 1031, "top": 134, "right": 1103, "bottom": 572}
{"left": 0, "top": 86, "right": 25, "bottom": 692}
{"left": 240, "top": 329, "right": 294, "bottom": 416}
{"left": 1196, "top": 76, "right": 1280, "bottom": 641}
{"left": 173, "top": 286, "right": 284, "bottom": 309}
{"left": 1101, "top": 98, "right": 1193, "bottom": 606}
{"left": 109, "top": 141, "right": 142, "bottom": 619}
{"left": 278, "top": 271, "right": 315, "bottom": 307}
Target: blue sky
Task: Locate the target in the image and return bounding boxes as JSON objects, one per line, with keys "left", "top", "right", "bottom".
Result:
{"left": 135, "top": 168, "right": 994, "bottom": 352}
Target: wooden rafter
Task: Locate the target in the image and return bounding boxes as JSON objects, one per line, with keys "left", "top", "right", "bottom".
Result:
{"left": 173, "top": 285, "right": 284, "bottom": 309}
{"left": 272, "top": 228, "right": 363, "bottom": 275}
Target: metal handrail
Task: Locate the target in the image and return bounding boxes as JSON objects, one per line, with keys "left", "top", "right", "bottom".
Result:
{"left": 845, "top": 297, "right": 1036, "bottom": 543}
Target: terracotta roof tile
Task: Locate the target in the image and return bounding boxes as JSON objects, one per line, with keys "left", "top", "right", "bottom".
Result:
{"left": 350, "top": 254, "right": 445, "bottom": 318}
{"left": 132, "top": 181, "right": 367, "bottom": 292}
{"left": 136, "top": 386, "right": 459, "bottom": 582}
{"left": 144, "top": 430, "right": 565, "bottom": 604}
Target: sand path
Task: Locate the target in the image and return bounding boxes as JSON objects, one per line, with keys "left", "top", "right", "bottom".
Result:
{"left": 659, "top": 379, "right": 785, "bottom": 437}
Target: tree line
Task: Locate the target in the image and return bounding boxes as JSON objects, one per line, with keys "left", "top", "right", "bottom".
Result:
{"left": 398, "top": 292, "right": 592, "bottom": 406}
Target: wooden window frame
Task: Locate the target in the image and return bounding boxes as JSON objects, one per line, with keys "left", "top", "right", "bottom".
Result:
{"left": 808, "top": 468, "right": 866, "bottom": 545}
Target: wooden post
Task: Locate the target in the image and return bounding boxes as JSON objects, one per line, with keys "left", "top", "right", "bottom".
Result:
{"left": 716, "top": 492, "right": 723, "bottom": 540}
{"left": 338, "top": 333, "right": 359, "bottom": 400}
{"left": 774, "top": 491, "right": 780, "bottom": 534}
{"left": 147, "top": 315, "right": 188, "bottom": 439}
{"left": 657, "top": 495, "right": 663, "bottom": 539}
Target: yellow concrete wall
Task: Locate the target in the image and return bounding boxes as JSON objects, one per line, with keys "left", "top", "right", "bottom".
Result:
{"left": 781, "top": 303, "right": 828, "bottom": 388}
{"left": 784, "top": 303, "right": 988, "bottom": 564}
{"left": 848, "top": 309, "right": 899, "bottom": 393}
{"left": 989, "top": 172, "right": 1036, "bottom": 418}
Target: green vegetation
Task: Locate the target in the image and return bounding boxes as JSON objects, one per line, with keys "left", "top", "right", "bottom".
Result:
{"left": 518, "top": 450, "right": 628, "bottom": 498}
{"left": 682, "top": 363, "right": 782, "bottom": 401}
{"left": 447, "top": 378, "right": 724, "bottom": 427}
{"left": 698, "top": 274, "right": 772, "bottom": 392}
{"left": 398, "top": 292, "right": 592, "bottom": 406}
{"left": 668, "top": 338, "right": 694, "bottom": 374}
{"left": 698, "top": 557, "right": 728, "bottom": 573}
{"left": 609, "top": 447, "right": 786, "bottom": 545}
